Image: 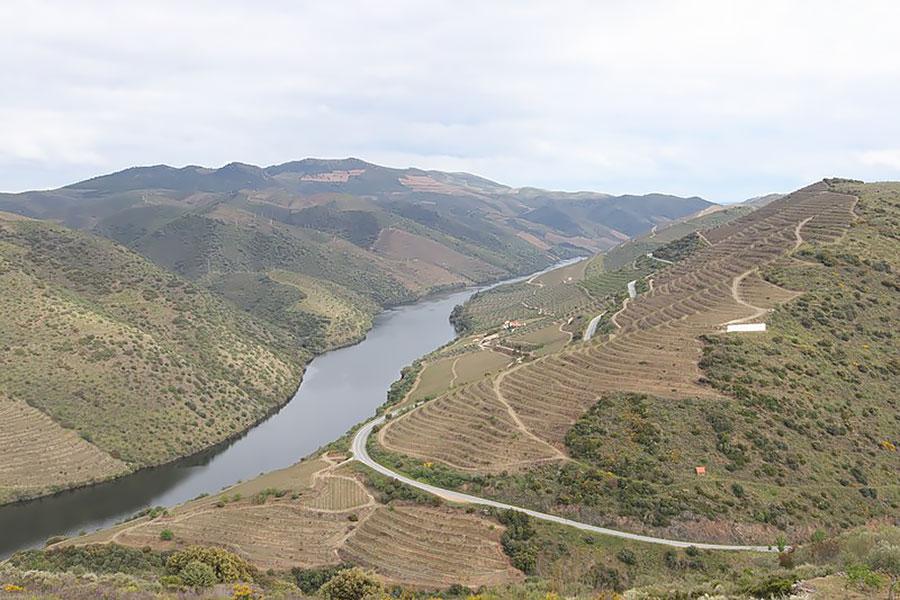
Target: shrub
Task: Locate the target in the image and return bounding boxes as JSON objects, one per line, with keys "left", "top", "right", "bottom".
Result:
{"left": 778, "top": 549, "right": 795, "bottom": 569}
{"left": 291, "top": 563, "right": 353, "bottom": 594}
{"left": 180, "top": 559, "right": 217, "bottom": 588}
{"left": 10, "top": 544, "right": 166, "bottom": 576}
{"left": 498, "top": 509, "right": 538, "bottom": 574}
{"left": 159, "top": 575, "right": 183, "bottom": 589}
{"left": 616, "top": 549, "right": 637, "bottom": 565}
{"left": 159, "top": 529, "right": 174, "bottom": 541}
{"left": 319, "top": 567, "right": 382, "bottom": 600}
{"left": 167, "top": 546, "right": 254, "bottom": 583}
{"left": 743, "top": 574, "right": 796, "bottom": 598}
{"left": 846, "top": 563, "right": 882, "bottom": 590}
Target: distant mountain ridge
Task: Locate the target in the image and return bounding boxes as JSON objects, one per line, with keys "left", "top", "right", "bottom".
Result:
{"left": 2, "top": 157, "right": 711, "bottom": 243}
{"left": 0, "top": 157, "right": 713, "bottom": 330}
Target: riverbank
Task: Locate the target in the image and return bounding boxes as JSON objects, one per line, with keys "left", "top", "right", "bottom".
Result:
{"left": 0, "top": 258, "right": 578, "bottom": 558}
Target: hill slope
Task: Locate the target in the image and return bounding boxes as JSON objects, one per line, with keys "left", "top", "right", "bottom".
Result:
{"left": 0, "top": 213, "right": 308, "bottom": 503}
{"left": 374, "top": 178, "right": 899, "bottom": 545}
{"left": 19, "top": 179, "right": 898, "bottom": 598}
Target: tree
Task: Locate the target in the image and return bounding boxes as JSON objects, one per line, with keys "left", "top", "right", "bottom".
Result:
{"left": 868, "top": 541, "right": 900, "bottom": 600}
{"left": 319, "top": 568, "right": 382, "bottom": 600}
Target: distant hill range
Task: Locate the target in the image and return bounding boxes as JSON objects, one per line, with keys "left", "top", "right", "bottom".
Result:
{"left": 0, "top": 158, "right": 711, "bottom": 303}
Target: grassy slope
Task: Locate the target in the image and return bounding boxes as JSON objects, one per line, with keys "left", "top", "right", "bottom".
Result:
{"left": 0, "top": 215, "right": 307, "bottom": 496}
{"left": 697, "top": 180, "right": 899, "bottom": 525}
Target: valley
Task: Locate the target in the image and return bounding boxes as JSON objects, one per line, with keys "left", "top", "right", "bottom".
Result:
{"left": 0, "top": 159, "right": 711, "bottom": 506}
{"left": 2, "top": 176, "right": 897, "bottom": 599}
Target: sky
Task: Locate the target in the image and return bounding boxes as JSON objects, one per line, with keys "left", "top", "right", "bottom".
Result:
{"left": 2, "top": 1, "right": 900, "bottom": 202}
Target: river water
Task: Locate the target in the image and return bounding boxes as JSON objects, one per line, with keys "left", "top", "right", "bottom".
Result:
{"left": 0, "top": 259, "right": 579, "bottom": 557}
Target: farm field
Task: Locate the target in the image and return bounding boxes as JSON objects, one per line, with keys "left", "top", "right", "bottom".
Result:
{"left": 339, "top": 504, "right": 524, "bottom": 589}
{"left": 0, "top": 394, "right": 127, "bottom": 504}
{"left": 58, "top": 454, "right": 524, "bottom": 589}
{"left": 506, "top": 323, "right": 572, "bottom": 356}
{"left": 408, "top": 349, "right": 512, "bottom": 403}
{"left": 601, "top": 204, "right": 753, "bottom": 271}
{"left": 452, "top": 261, "right": 597, "bottom": 333}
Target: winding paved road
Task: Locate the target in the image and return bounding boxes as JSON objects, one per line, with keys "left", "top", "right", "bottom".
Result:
{"left": 351, "top": 416, "right": 776, "bottom": 553}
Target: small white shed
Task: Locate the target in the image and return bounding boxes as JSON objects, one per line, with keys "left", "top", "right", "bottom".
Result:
{"left": 726, "top": 323, "right": 767, "bottom": 333}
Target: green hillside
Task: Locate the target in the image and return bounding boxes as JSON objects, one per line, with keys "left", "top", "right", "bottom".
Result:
{"left": 0, "top": 213, "right": 308, "bottom": 501}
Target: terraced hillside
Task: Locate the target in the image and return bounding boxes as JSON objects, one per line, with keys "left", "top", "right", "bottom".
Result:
{"left": 599, "top": 204, "right": 753, "bottom": 271}
{"left": 22, "top": 181, "right": 897, "bottom": 597}
{"left": 377, "top": 180, "right": 898, "bottom": 545}
{"left": 0, "top": 214, "right": 305, "bottom": 503}
{"left": 64, "top": 454, "right": 523, "bottom": 590}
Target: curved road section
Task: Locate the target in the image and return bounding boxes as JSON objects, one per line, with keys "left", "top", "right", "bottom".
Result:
{"left": 351, "top": 416, "right": 775, "bottom": 553}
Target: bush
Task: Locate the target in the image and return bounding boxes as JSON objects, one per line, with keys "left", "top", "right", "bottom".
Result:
{"left": 10, "top": 544, "right": 166, "bottom": 576}
{"left": 291, "top": 563, "right": 353, "bottom": 594}
{"left": 167, "top": 546, "right": 254, "bottom": 583}
{"left": 846, "top": 563, "right": 882, "bottom": 590}
{"left": 180, "top": 559, "right": 217, "bottom": 588}
{"left": 159, "top": 529, "right": 174, "bottom": 541}
{"left": 743, "top": 574, "right": 796, "bottom": 598}
{"left": 616, "top": 549, "right": 637, "bottom": 565}
{"left": 498, "top": 509, "right": 538, "bottom": 574}
{"left": 319, "top": 567, "right": 382, "bottom": 600}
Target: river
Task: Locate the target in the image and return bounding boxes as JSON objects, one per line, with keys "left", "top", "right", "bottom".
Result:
{"left": 0, "top": 259, "right": 580, "bottom": 558}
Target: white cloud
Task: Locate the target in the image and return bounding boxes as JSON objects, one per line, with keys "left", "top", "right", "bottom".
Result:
{"left": 858, "top": 149, "right": 900, "bottom": 171}
{"left": 1, "top": 0, "right": 900, "bottom": 200}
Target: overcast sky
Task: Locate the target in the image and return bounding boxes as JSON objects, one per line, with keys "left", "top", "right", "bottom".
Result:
{"left": 2, "top": 1, "right": 900, "bottom": 201}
